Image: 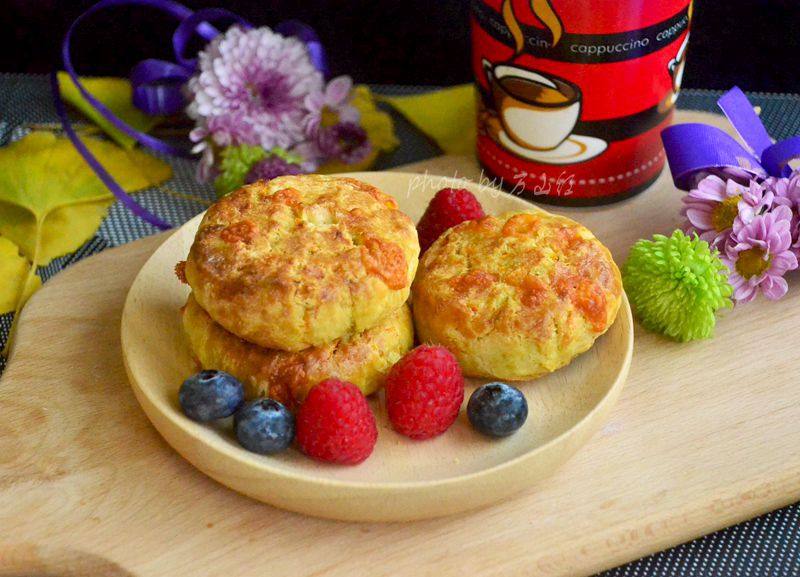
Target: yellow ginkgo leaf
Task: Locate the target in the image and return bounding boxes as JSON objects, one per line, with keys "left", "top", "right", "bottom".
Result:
{"left": 0, "top": 237, "right": 41, "bottom": 314}
{"left": 319, "top": 85, "right": 399, "bottom": 174}
{"left": 0, "top": 199, "right": 113, "bottom": 265}
{"left": 380, "top": 84, "right": 477, "bottom": 156}
{"left": 352, "top": 85, "right": 400, "bottom": 153}
{"left": 57, "top": 72, "right": 163, "bottom": 149}
{"left": 0, "top": 131, "right": 172, "bottom": 265}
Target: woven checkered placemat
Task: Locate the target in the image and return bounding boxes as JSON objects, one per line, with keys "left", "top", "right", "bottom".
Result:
{"left": 0, "top": 74, "right": 798, "bottom": 576}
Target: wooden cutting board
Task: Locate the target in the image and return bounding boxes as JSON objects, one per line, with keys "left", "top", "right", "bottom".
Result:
{"left": 2, "top": 110, "right": 800, "bottom": 577}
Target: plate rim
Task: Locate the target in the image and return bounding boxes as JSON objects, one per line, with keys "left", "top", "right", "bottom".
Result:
{"left": 121, "top": 171, "right": 633, "bottom": 507}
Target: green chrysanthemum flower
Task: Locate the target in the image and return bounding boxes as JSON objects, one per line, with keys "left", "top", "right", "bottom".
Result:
{"left": 214, "top": 145, "right": 306, "bottom": 197}
{"left": 214, "top": 144, "right": 267, "bottom": 197}
{"left": 622, "top": 230, "right": 733, "bottom": 342}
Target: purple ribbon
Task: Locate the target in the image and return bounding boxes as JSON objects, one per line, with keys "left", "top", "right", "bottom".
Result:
{"left": 662, "top": 86, "right": 800, "bottom": 191}
{"left": 51, "top": 71, "right": 173, "bottom": 230}
{"left": 54, "top": 0, "right": 327, "bottom": 230}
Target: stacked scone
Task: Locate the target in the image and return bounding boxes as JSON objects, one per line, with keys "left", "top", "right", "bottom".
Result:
{"left": 180, "top": 175, "right": 419, "bottom": 410}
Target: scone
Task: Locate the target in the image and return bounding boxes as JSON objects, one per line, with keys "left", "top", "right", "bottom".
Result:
{"left": 184, "top": 175, "right": 419, "bottom": 351}
{"left": 182, "top": 294, "right": 414, "bottom": 409}
{"left": 412, "top": 211, "right": 622, "bottom": 380}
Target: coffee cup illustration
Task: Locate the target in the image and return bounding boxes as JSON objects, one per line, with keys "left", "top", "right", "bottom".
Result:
{"left": 483, "top": 59, "right": 582, "bottom": 151}
{"left": 668, "top": 33, "right": 689, "bottom": 95}
{"left": 474, "top": 0, "right": 690, "bottom": 198}
{"left": 659, "top": 32, "right": 689, "bottom": 112}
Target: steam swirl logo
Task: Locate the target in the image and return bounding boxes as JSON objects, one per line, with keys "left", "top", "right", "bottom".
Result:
{"left": 502, "top": 0, "right": 564, "bottom": 52}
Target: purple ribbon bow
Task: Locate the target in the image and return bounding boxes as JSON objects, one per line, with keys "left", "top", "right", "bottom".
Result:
{"left": 662, "top": 87, "right": 800, "bottom": 191}
{"left": 53, "top": 0, "right": 327, "bottom": 230}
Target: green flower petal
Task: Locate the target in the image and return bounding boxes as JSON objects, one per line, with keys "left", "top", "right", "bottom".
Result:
{"left": 622, "top": 230, "right": 733, "bottom": 342}
{"left": 214, "top": 144, "right": 267, "bottom": 197}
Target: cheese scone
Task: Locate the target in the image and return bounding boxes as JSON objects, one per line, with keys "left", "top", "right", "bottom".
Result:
{"left": 182, "top": 294, "right": 414, "bottom": 410}
{"left": 184, "top": 175, "right": 419, "bottom": 351}
{"left": 412, "top": 211, "right": 622, "bottom": 380}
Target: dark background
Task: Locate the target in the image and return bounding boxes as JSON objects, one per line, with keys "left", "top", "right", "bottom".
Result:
{"left": 1, "top": 0, "right": 798, "bottom": 93}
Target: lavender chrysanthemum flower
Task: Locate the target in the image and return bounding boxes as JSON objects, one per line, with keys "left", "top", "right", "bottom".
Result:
{"left": 317, "top": 122, "right": 372, "bottom": 164}
{"left": 688, "top": 161, "right": 767, "bottom": 189}
{"left": 722, "top": 205, "right": 798, "bottom": 302}
{"left": 682, "top": 175, "right": 772, "bottom": 248}
{"left": 245, "top": 156, "right": 305, "bottom": 183}
{"left": 769, "top": 172, "right": 800, "bottom": 253}
{"left": 303, "top": 75, "right": 360, "bottom": 136}
{"left": 737, "top": 180, "right": 774, "bottom": 224}
{"left": 193, "top": 142, "right": 217, "bottom": 182}
{"left": 186, "top": 26, "right": 324, "bottom": 151}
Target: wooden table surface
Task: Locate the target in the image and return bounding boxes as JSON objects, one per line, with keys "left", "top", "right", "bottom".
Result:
{"left": 1, "top": 110, "right": 799, "bottom": 577}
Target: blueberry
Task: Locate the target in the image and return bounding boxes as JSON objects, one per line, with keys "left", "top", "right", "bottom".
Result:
{"left": 234, "top": 399, "right": 295, "bottom": 455}
{"left": 179, "top": 370, "right": 245, "bottom": 422}
{"left": 467, "top": 382, "right": 528, "bottom": 438}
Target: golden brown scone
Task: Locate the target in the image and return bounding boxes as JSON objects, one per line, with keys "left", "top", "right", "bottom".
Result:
{"left": 412, "top": 211, "right": 622, "bottom": 380}
{"left": 184, "top": 175, "right": 419, "bottom": 351}
{"left": 182, "top": 294, "right": 414, "bottom": 410}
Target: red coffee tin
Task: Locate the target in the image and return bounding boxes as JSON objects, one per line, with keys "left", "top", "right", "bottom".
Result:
{"left": 472, "top": 0, "right": 692, "bottom": 205}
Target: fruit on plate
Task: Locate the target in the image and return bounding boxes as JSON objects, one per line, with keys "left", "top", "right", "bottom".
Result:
{"left": 385, "top": 345, "right": 465, "bottom": 440}
{"left": 179, "top": 370, "right": 245, "bottom": 422}
{"left": 412, "top": 211, "right": 622, "bottom": 380}
{"left": 467, "top": 383, "right": 528, "bottom": 438}
{"left": 416, "top": 187, "right": 485, "bottom": 254}
{"left": 296, "top": 379, "right": 378, "bottom": 465}
{"left": 234, "top": 399, "right": 295, "bottom": 455}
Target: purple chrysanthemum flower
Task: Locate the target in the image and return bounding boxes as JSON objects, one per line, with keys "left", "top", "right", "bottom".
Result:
{"left": 303, "top": 75, "right": 360, "bottom": 136}
{"left": 186, "top": 26, "right": 324, "bottom": 151}
{"left": 317, "top": 122, "right": 372, "bottom": 164}
{"left": 682, "top": 175, "right": 772, "bottom": 248}
{"left": 722, "top": 205, "right": 798, "bottom": 302}
{"left": 194, "top": 143, "right": 217, "bottom": 182}
{"left": 769, "top": 172, "right": 800, "bottom": 253}
{"left": 245, "top": 156, "right": 305, "bottom": 183}
{"left": 738, "top": 180, "right": 774, "bottom": 224}
{"left": 688, "top": 160, "right": 767, "bottom": 189}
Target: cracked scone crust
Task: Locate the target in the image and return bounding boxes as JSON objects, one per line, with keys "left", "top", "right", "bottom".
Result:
{"left": 412, "top": 211, "right": 622, "bottom": 380}
{"left": 182, "top": 294, "right": 414, "bottom": 409}
{"left": 184, "top": 175, "right": 419, "bottom": 351}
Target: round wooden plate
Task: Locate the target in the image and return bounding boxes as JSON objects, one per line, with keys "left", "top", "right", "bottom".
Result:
{"left": 121, "top": 171, "right": 633, "bottom": 522}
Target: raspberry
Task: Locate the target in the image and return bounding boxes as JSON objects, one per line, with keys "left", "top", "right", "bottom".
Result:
{"left": 385, "top": 346, "right": 465, "bottom": 439}
{"left": 295, "top": 379, "right": 378, "bottom": 465}
{"left": 417, "top": 188, "right": 485, "bottom": 253}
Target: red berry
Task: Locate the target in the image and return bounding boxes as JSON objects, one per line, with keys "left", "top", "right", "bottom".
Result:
{"left": 417, "top": 188, "right": 485, "bottom": 254}
{"left": 296, "top": 379, "right": 377, "bottom": 465}
{"left": 385, "top": 346, "right": 465, "bottom": 440}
